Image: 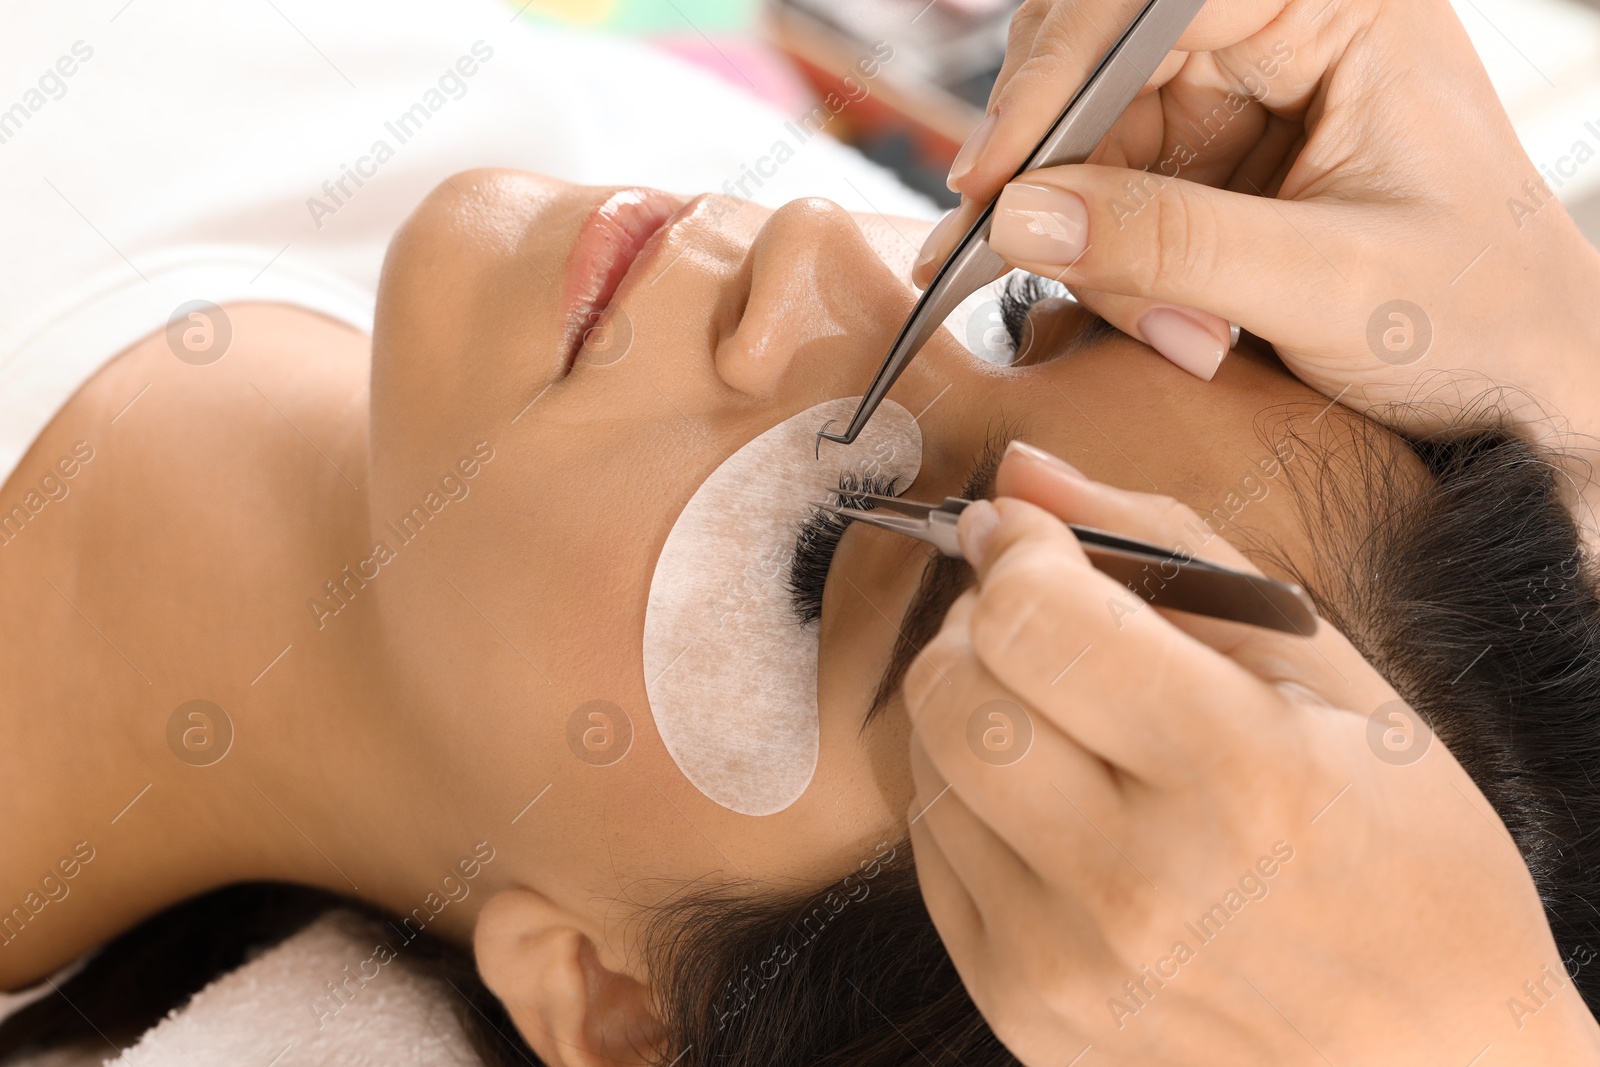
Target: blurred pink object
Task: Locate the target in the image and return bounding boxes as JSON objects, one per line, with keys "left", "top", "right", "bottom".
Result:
{"left": 938, "top": 0, "right": 1013, "bottom": 14}
{"left": 651, "top": 35, "right": 815, "bottom": 112}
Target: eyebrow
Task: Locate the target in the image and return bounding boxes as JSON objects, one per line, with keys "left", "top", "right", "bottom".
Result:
{"left": 861, "top": 427, "right": 1014, "bottom": 729}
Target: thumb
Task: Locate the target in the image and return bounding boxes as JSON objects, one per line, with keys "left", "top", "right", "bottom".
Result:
{"left": 982, "top": 164, "right": 1360, "bottom": 373}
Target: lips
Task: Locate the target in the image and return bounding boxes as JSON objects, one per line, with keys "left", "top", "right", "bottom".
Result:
{"left": 558, "top": 187, "right": 685, "bottom": 374}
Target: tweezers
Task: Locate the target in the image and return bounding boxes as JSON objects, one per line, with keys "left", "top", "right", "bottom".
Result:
{"left": 817, "top": 0, "right": 1207, "bottom": 447}
{"left": 815, "top": 493, "right": 1318, "bottom": 635}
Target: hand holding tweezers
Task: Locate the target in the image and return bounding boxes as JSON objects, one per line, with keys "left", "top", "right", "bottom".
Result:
{"left": 817, "top": 0, "right": 1207, "bottom": 447}
{"left": 815, "top": 493, "right": 1318, "bottom": 635}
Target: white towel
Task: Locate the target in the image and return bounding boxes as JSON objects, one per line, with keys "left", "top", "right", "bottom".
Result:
{"left": 68, "top": 911, "right": 488, "bottom": 1067}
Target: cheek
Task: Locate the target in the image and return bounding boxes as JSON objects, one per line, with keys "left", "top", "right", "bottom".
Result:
{"left": 371, "top": 172, "right": 573, "bottom": 464}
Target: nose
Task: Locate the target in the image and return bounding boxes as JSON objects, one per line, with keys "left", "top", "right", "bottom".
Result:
{"left": 714, "top": 198, "right": 919, "bottom": 401}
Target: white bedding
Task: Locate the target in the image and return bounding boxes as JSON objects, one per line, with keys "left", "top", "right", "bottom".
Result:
{"left": 0, "top": 0, "right": 937, "bottom": 489}
{"left": 9, "top": 913, "right": 481, "bottom": 1067}
{"left": 106, "top": 913, "right": 481, "bottom": 1067}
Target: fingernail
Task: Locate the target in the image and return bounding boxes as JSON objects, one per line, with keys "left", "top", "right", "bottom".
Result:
{"left": 1005, "top": 439, "right": 1086, "bottom": 481}
{"left": 947, "top": 112, "right": 998, "bottom": 191}
{"left": 1138, "top": 306, "right": 1227, "bottom": 381}
{"left": 958, "top": 498, "right": 1001, "bottom": 569}
{"left": 914, "top": 208, "right": 961, "bottom": 276}
{"left": 1229, "top": 321, "right": 1241, "bottom": 349}
{"left": 988, "top": 183, "right": 1088, "bottom": 266}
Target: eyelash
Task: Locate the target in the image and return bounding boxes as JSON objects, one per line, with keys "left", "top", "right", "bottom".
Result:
{"left": 788, "top": 472, "right": 901, "bottom": 625}
{"left": 784, "top": 418, "right": 1022, "bottom": 630}
{"left": 781, "top": 284, "right": 1061, "bottom": 633}
{"left": 999, "top": 272, "right": 1071, "bottom": 360}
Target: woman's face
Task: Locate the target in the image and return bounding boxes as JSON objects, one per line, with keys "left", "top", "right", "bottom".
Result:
{"left": 366, "top": 169, "right": 1327, "bottom": 967}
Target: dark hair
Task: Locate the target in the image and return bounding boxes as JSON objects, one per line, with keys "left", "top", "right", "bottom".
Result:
{"left": 1264, "top": 408, "right": 1600, "bottom": 975}
{"left": 6, "top": 411, "right": 1600, "bottom": 1066}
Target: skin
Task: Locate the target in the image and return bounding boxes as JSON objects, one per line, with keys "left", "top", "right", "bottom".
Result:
{"left": 0, "top": 170, "right": 1402, "bottom": 1061}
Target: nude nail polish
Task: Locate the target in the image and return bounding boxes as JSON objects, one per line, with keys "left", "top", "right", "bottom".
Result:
{"left": 914, "top": 209, "right": 960, "bottom": 276}
{"left": 958, "top": 498, "right": 1001, "bottom": 567}
{"left": 1138, "top": 307, "right": 1227, "bottom": 381}
{"left": 947, "top": 112, "right": 997, "bottom": 191}
{"left": 1005, "top": 439, "right": 1086, "bottom": 480}
{"left": 988, "top": 183, "right": 1089, "bottom": 266}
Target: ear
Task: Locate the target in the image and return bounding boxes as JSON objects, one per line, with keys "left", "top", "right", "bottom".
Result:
{"left": 473, "top": 887, "right": 665, "bottom": 1067}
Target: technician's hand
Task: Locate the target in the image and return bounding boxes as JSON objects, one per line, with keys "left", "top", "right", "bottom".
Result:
{"left": 915, "top": 0, "right": 1600, "bottom": 446}
{"left": 904, "top": 440, "right": 1600, "bottom": 1066}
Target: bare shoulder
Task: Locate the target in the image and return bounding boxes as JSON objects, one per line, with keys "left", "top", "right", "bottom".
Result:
{"left": 0, "top": 303, "right": 371, "bottom": 991}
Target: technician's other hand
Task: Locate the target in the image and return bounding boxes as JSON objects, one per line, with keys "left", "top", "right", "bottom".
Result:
{"left": 915, "top": 0, "right": 1600, "bottom": 454}
{"left": 905, "top": 440, "right": 1600, "bottom": 1065}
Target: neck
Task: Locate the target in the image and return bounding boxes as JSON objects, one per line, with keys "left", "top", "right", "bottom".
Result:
{"left": 0, "top": 304, "right": 494, "bottom": 990}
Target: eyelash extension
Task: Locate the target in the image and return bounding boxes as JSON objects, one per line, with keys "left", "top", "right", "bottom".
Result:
{"left": 999, "top": 272, "right": 1071, "bottom": 358}
{"left": 787, "top": 472, "right": 901, "bottom": 626}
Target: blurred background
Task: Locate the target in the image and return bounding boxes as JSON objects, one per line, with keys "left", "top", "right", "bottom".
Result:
{"left": 509, "top": 0, "right": 1600, "bottom": 246}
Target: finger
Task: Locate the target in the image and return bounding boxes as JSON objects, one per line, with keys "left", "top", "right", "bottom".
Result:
{"left": 983, "top": 164, "right": 1364, "bottom": 374}
{"left": 908, "top": 801, "right": 1082, "bottom": 1065}
{"left": 908, "top": 731, "right": 1045, "bottom": 927}
{"left": 905, "top": 592, "right": 1122, "bottom": 858}
{"left": 991, "top": 438, "right": 1399, "bottom": 711}
{"left": 946, "top": 0, "right": 1150, "bottom": 198}
{"left": 1227, "top": 108, "right": 1306, "bottom": 196}
{"left": 919, "top": 70, "right": 1259, "bottom": 293}
{"left": 910, "top": 612, "right": 1168, "bottom": 1000}
{"left": 906, "top": 805, "right": 985, "bottom": 973}
{"left": 948, "top": 0, "right": 1290, "bottom": 201}
{"left": 1067, "top": 285, "right": 1239, "bottom": 381}
{"left": 912, "top": 99, "right": 1164, "bottom": 291}
{"left": 955, "top": 490, "right": 1292, "bottom": 784}
{"left": 908, "top": 730, "right": 985, "bottom": 938}
{"left": 910, "top": 196, "right": 985, "bottom": 289}
{"left": 946, "top": 490, "right": 1280, "bottom": 782}
{"left": 992, "top": 437, "right": 1258, "bottom": 572}
{"left": 917, "top": 806, "right": 1114, "bottom": 1036}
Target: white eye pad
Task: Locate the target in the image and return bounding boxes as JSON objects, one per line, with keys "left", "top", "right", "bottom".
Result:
{"left": 641, "top": 397, "right": 923, "bottom": 816}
